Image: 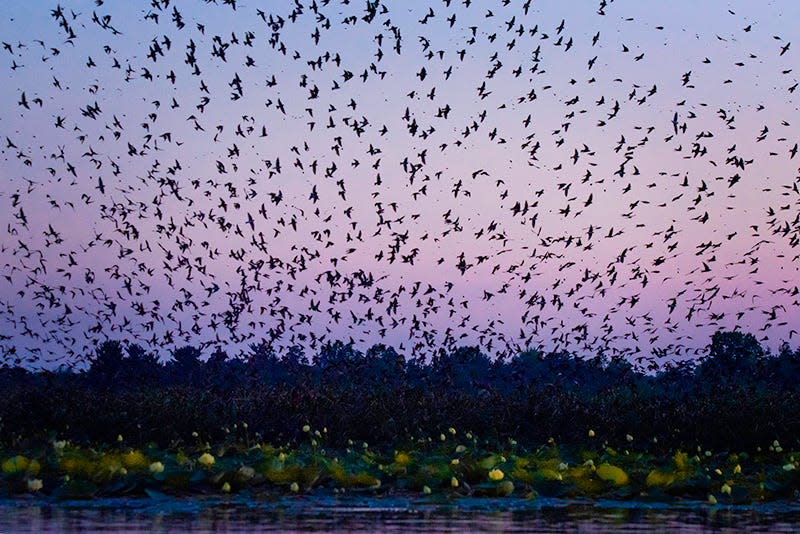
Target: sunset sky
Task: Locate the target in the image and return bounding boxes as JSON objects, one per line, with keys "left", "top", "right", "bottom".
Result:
{"left": 1, "top": 0, "right": 798, "bottom": 368}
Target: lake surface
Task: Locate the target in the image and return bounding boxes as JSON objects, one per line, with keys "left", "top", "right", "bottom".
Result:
{"left": 2, "top": 496, "right": 800, "bottom": 533}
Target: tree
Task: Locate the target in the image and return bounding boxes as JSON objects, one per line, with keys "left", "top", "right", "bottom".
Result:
{"left": 699, "top": 330, "right": 765, "bottom": 382}
{"left": 432, "top": 345, "right": 492, "bottom": 392}
{"left": 124, "top": 343, "right": 162, "bottom": 384}
{"left": 167, "top": 345, "right": 203, "bottom": 384}
{"left": 88, "top": 340, "right": 125, "bottom": 386}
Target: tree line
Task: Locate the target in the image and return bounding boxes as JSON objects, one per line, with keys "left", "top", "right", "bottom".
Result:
{"left": 1, "top": 331, "right": 799, "bottom": 451}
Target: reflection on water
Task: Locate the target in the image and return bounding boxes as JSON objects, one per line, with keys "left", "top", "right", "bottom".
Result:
{"left": 2, "top": 497, "right": 800, "bottom": 533}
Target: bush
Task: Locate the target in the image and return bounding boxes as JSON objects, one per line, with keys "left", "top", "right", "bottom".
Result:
{"left": 0, "top": 330, "right": 798, "bottom": 452}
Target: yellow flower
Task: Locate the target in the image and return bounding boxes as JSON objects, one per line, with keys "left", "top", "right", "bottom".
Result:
{"left": 733, "top": 464, "right": 742, "bottom": 474}
{"left": 708, "top": 494, "right": 718, "bottom": 505}
{"left": 290, "top": 482, "right": 300, "bottom": 492}
{"left": 448, "top": 427, "right": 457, "bottom": 436}
{"left": 588, "top": 429, "right": 596, "bottom": 438}
{"left": 455, "top": 445, "right": 466, "bottom": 453}
{"left": 394, "top": 452, "right": 411, "bottom": 466}
{"left": 149, "top": 461, "right": 165, "bottom": 474}
{"left": 198, "top": 452, "right": 215, "bottom": 467}
{"left": 488, "top": 468, "right": 504, "bottom": 481}
{"left": 221, "top": 482, "right": 231, "bottom": 493}
{"left": 451, "top": 476, "right": 459, "bottom": 488}
{"left": 302, "top": 425, "right": 311, "bottom": 433}
{"left": 27, "top": 478, "right": 43, "bottom": 492}
{"left": 721, "top": 483, "right": 732, "bottom": 495}
{"left": 422, "top": 485, "right": 431, "bottom": 495}
{"left": 451, "top": 459, "right": 459, "bottom": 466}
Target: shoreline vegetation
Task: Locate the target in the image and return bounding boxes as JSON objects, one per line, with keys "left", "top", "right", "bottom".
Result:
{"left": 3, "top": 330, "right": 800, "bottom": 503}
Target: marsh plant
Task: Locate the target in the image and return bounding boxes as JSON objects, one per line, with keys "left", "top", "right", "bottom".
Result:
{"left": 2, "top": 331, "right": 800, "bottom": 501}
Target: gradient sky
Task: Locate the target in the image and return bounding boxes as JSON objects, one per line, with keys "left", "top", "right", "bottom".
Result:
{"left": 1, "top": 0, "right": 799, "bottom": 368}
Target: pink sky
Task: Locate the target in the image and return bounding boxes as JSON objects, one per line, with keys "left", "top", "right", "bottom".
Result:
{"left": 1, "top": 1, "right": 798, "bottom": 368}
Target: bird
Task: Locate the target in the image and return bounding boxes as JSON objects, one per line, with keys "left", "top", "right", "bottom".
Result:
{"left": 0, "top": 0, "right": 794, "bottom": 370}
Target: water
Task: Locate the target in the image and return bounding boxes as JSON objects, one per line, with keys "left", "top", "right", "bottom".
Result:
{"left": 2, "top": 496, "right": 800, "bottom": 533}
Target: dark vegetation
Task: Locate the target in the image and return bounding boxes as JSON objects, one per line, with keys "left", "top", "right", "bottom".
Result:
{"left": 2, "top": 331, "right": 800, "bottom": 452}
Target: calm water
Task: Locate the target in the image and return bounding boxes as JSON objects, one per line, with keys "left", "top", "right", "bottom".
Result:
{"left": 2, "top": 496, "right": 800, "bottom": 533}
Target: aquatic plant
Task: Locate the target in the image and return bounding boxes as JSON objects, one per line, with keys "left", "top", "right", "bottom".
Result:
{"left": 1, "top": 428, "right": 800, "bottom": 503}
{"left": 3, "top": 331, "right": 800, "bottom": 453}
{"left": 1, "top": 331, "right": 800, "bottom": 502}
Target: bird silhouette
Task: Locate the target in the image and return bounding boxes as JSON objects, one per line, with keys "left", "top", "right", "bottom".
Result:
{"left": 0, "top": 1, "right": 795, "bottom": 367}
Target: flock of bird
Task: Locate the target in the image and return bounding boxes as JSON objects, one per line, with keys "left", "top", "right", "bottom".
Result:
{"left": 1, "top": 0, "right": 798, "bottom": 369}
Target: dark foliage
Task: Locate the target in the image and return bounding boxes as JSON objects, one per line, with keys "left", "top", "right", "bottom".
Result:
{"left": 1, "top": 331, "right": 800, "bottom": 451}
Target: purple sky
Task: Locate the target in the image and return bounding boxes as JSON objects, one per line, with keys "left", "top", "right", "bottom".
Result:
{"left": 1, "top": 0, "right": 799, "bottom": 368}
